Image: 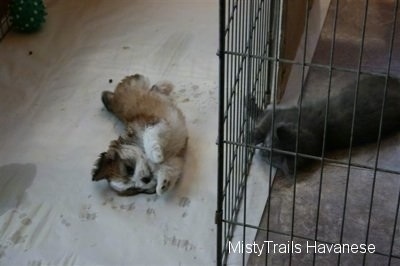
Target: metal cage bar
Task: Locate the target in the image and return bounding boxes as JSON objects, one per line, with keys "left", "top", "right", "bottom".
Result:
{"left": 217, "top": 0, "right": 400, "bottom": 265}
{"left": 217, "top": 0, "right": 276, "bottom": 265}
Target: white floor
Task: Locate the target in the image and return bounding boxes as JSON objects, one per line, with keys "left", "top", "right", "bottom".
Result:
{"left": 0, "top": 1, "right": 220, "bottom": 265}
{"left": 0, "top": 1, "right": 271, "bottom": 265}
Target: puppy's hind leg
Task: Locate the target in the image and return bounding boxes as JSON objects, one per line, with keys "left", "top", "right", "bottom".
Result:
{"left": 150, "top": 81, "right": 174, "bottom": 96}
{"left": 101, "top": 91, "right": 115, "bottom": 112}
{"left": 101, "top": 91, "right": 129, "bottom": 124}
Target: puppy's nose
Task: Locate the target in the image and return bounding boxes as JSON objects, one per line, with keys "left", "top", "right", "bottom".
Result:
{"left": 141, "top": 176, "right": 152, "bottom": 184}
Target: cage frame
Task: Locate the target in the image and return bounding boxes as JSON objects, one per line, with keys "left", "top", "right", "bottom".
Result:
{"left": 216, "top": 0, "right": 400, "bottom": 265}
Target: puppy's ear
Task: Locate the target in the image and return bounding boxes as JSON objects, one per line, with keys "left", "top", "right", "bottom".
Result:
{"left": 92, "top": 152, "right": 111, "bottom": 181}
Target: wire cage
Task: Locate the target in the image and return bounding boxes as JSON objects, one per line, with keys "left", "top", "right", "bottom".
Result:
{"left": 217, "top": 0, "right": 400, "bottom": 265}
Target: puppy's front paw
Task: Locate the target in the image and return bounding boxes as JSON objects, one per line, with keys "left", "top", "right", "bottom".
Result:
{"left": 156, "top": 178, "right": 171, "bottom": 195}
{"left": 150, "top": 145, "right": 164, "bottom": 163}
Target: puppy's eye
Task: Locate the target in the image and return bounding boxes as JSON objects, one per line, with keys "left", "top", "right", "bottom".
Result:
{"left": 125, "top": 165, "right": 134, "bottom": 176}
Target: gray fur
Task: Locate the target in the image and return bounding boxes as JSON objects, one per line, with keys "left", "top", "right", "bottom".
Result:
{"left": 251, "top": 75, "right": 400, "bottom": 176}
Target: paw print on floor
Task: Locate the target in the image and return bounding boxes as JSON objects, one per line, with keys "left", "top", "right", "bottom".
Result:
{"left": 179, "top": 197, "right": 190, "bottom": 207}
{"left": 163, "top": 235, "right": 196, "bottom": 251}
{"left": 60, "top": 214, "right": 71, "bottom": 227}
{"left": 146, "top": 208, "right": 156, "bottom": 216}
{"left": 79, "top": 204, "right": 97, "bottom": 221}
{"left": 102, "top": 197, "right": 118, "bottom": 210}
{"left": 172, "top": 82, "right": 217, "bottom": 124}
{"left": 119, "top": 202, "right": 136, "bottom": 211}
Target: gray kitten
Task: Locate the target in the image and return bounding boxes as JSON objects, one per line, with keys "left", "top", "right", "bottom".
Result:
{"left": 251, "top": 75, "right": 400, "bottom": 176}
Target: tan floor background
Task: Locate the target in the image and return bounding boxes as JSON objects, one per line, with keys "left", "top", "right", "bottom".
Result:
{"left": 0, "top": 1, "right": 227, "bottom": 265}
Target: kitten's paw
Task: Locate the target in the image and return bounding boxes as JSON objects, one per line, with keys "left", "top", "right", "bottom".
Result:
{"left": 150, "top": 145, "right": 164, "bottom": 163}
{"left": 252, "top": 129, "right": 264, "bottom": 144}
{"left": 156, "top": 178, "right": 171, "bottom": 195}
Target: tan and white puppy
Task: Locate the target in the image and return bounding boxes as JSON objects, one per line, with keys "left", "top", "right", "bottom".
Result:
{"left": 92, "top": 74, "right": 188, "bottom": 196}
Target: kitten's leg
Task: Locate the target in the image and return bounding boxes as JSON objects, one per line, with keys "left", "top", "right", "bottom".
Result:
{"left": 253, "top": 111, "right": 274, "bottom": 144}
{"left": 143, "top": 121, "right": 169, "bottom": 164}
{"left": 154, "top": 156, "right": 184, "bottom": 195}
{"left": 246, "top": 96, "right": 263, "bottom": 119}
